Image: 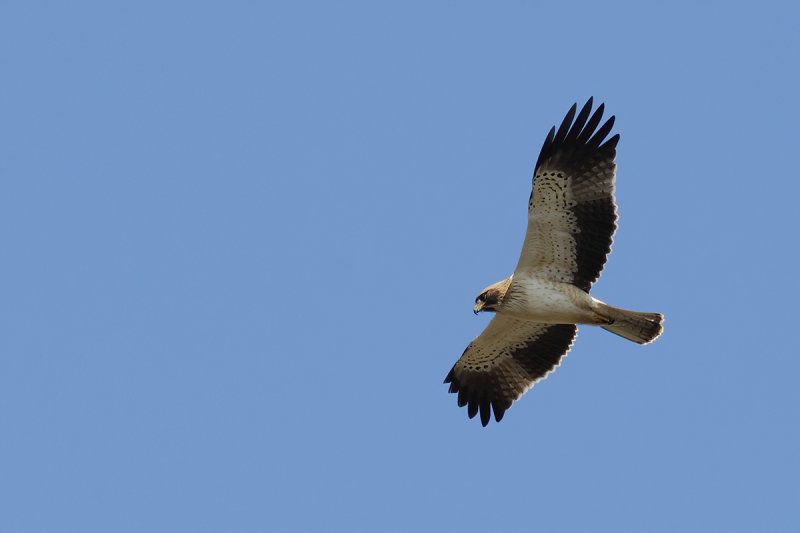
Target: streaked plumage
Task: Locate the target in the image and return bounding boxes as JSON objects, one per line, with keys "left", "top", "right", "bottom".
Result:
{"left": 445, "top": 98, "right": 664, "bottom": 426}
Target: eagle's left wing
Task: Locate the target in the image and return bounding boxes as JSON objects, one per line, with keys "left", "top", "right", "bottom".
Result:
{"left": 444, "top": 316, "right": 577, "bottom": 425}
{"left": 513, "top": 98, "right": 619, "bottom": 292}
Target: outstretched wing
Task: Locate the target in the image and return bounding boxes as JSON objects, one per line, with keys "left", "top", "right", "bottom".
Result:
{"left": 444, "top": 316, "right": 577, "bottom": 426}
{"left": 513, "top": 98, "right": 619, "bottom": 292}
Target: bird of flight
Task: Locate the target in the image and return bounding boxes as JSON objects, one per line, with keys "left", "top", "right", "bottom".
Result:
{"left": 444, "top": 98, "right": 664, "bottom": 426}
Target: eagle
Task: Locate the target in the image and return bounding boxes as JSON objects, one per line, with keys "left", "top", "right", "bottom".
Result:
{"left": 444, "top": 98, "right": 664, "bottom": 426}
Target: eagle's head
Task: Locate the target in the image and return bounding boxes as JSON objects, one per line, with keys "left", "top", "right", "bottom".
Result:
{"left": 473, "top": 277, "right": 512, "bottom": 314}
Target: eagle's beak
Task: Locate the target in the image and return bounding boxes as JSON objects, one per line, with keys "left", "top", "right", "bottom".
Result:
{"left": 473, "top": 302, "right": 484, "bottom": 314}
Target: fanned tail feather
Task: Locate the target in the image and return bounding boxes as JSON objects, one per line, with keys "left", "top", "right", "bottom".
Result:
{"left": 597, "top": 303, "right": 664, "bottom": 344}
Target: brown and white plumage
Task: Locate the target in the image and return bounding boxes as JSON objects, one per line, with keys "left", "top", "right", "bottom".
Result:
{"left": 445, "top": 98, "right": 663, "bottom": 426}
{"left": 444, "top": 319, "right": 577, "bottom": 426}
{"left": 514, "top": 99, "right": 618, "bottom": 292}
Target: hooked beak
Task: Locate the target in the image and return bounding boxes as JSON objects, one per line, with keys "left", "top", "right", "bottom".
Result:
{"left": 473, "top": 302, "right": 484, "bottom": 314}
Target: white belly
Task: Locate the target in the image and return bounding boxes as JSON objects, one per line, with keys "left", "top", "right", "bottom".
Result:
{"left": 502, "top": 276, "right": 601, "bottom": 324}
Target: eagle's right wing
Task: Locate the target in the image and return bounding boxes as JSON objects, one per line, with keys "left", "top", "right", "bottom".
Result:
{"left": 444, "top": 316, "right": 577, "bottom": 426}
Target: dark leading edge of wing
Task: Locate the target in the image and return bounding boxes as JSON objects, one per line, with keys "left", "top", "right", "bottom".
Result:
{"left": 535, "top": 98, "right": 620, "bottom": 292}
{"left": 444, "top": 323, "right": 577, "bottom": 426}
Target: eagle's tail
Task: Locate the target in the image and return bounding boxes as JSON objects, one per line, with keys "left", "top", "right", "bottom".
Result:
{"left": 596, "top": 304, "right": 664, "bottom": 344}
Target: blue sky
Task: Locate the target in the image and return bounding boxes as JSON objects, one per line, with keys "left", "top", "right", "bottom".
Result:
{"left": 2, "top": 1, "right": 799, "bottom": 532}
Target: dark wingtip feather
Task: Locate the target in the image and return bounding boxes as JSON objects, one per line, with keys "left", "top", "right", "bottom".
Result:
{"left": 492, "top": 399, "right": 509, "bottom": 423}
{"left": 535, "top": 100, "right": 619, "bottom": 175}
{"left": 479, "top": 402, "right": 491, "bottom": 426}
{"left": 457, "top": 389, "right": 467, "bottom": 407}
{"left": 553, "top": 102, "right": 577, "bottom": 145}
{"left": 467, "top": 400, "right": 478, "bottom": 419}
{"left": 443, "top": 368, "right": 454, "bottom": 384}
{"left": 564, "top": 98, "right": 594, "bottom": 144}
{"left": 535, "top": 126, "right": 556, "bottom": 170}
{"left": 587, "top": 115, "right": 615, "bottom": 149}
{"left": 542, "top": 126, "right": 555, "bottom": 150}
{"left": 576, "top": 103, "right": 605, "bottom": 144}
{"left": 600, "top": 133, "right": 620, "bottom": 150}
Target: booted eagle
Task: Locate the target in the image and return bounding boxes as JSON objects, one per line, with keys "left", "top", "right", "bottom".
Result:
{"left": 444, "top": 98, "right": 663, "bottom": 426}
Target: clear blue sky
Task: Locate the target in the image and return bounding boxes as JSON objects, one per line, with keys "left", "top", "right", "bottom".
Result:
{"left": 2, "top": 2, "right": 799, "bottom": 532}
